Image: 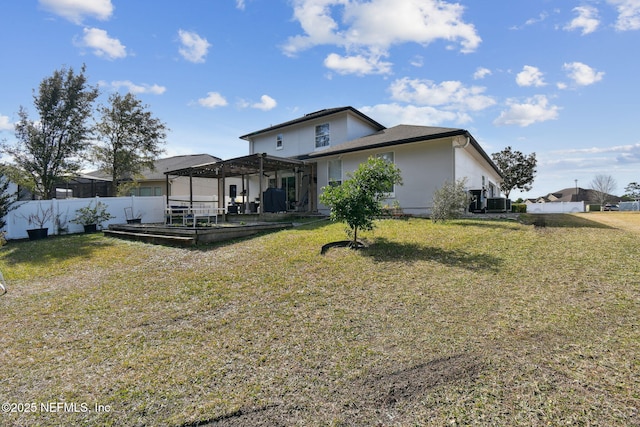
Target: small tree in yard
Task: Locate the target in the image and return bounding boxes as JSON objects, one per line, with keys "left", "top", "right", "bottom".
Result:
{"left": 431, "top": 178, "right": 470, "bottom": 222}
{"left": 320, "top": 156, "right": 402, "bottom": 247}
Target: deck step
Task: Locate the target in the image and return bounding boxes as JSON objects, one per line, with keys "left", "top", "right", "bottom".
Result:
{"left": 103, "top": 229, "right": 195, "bottom": 247}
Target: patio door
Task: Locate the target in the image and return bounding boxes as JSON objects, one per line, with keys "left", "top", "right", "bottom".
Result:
{"left": 281, "top": 176, "right": 296, "bottom": 211}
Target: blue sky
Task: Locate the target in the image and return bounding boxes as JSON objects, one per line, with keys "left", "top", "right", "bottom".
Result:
{"left": 1, "top": 0, "right": 639, "bottom": 199}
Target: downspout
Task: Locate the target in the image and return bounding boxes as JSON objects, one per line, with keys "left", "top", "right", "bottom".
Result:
{"left": 452, "top": 134, "right": 470, "bottom": 182}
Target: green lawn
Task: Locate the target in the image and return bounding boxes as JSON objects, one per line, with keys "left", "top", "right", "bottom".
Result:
{"left": 0, "top": 215, "right": 638, "bottom": 426}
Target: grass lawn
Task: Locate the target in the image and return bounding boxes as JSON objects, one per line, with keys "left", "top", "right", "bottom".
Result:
{"left": 0, "top": 214, "right": 639, "bottom": 426}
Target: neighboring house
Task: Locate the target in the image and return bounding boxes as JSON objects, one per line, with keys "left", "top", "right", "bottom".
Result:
{"left": 238, "top": 106, "right": 503, "bottom": 215}
{"left": 84, "top": 154, "right": 222, "bottom": 198}
{"left": 527, "top": 187, "right": 619, "bottom": 204}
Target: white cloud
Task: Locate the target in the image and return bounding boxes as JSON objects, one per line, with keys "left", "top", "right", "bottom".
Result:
{"left": 252, "top": 95, "right": 278, "bottom": 111}
{"left": 360, "top": 103, "right": 468, "bottom": 126}
{"left": 107, "top": 80, "right": 166, "bottom": 95}
{"left": 564, "top": 6, "right": 600, "bottom": 35}
{"left": 389, "top": 77, "right": 496, "bottom": 112}
{"left": 493, "top": 95, "right": 560, "bottom": 127}
{"left": 473, "top": 67, "right": 491, "bottom": 80}
{"left": 563, "top": 62, "right": 604, "bottom": 86}
{"left": 178, "top": 30, "right": 211, "bottom": 63}
{"left": 198, "top": 92, "right": 228, "bottom": 108}
{"left": 554, "top": 142, "right": 640, "bottom": 155}
{"left": 76, "top": 27, "right": 126, "bottom": 59}
{"left": 39, "top": 0, "right": 113, "bottom": 24}
{"left": 607, "top": 0, "right": 640, "bottom": 30}
{"left": 283, "top": 0, "right": 481, "bottom": 75}
{"left": 236, "top": 0, "right": 246, "bottom": 10}
{"left": 0, "top": 114, "right": 13, "bottom": 131}
{"left": 516, "top": 65, "right": 546, "bottom": 87}
{"left": 410, "top": 55, "right": 424, "bottom": 68}
{"left": 324, "top": 52, "right": 392, "bottom": 75}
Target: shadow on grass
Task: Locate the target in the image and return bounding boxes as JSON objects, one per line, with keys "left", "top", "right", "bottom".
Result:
{"left": 1, "top": 233, "right": 117, "bottom": 266}
{"left": 453, "top": 218, "right": 522, "bottom": 231}
{"left": 362, "top": 237, "right": 501, "bottom": 272}
{"left": 518, "top": 214, "right": 614, "bottom": 229}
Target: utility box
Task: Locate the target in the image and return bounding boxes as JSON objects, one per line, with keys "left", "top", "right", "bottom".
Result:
{"left": 486, "top": 197, "right": 508, "bottom": 213}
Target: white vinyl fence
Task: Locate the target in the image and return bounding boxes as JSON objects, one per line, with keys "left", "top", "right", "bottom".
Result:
{"left": 4, "top": 196, "right": 165, "bottom": 241}
{"left": 526, "top": 201, "right": 585, "bottom": 214}
{"left": 619, "top": 201, "right": 640, "bottom": 211}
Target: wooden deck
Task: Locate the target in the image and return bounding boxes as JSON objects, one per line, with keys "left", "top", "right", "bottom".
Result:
{"left": 104, "top": 222, "right": 294, "bottom": 247}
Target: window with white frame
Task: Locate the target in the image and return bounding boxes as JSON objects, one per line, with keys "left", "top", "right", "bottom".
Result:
{"left": 315, "top": 123, "right": 330, "bottom": 148}
{"left": 376, "top": 151, "right": 396, "bottom": 194}
{"left": 328, "top": 158, "right": 342, "bottom": 186}
{"left": 276, "top": 133, "right": 283, "bottom": 150}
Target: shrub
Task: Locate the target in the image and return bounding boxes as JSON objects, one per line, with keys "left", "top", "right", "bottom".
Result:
{"left": 511, "top": 203, "right": 527, "bottom": 213}
{"left": 431, "top": 178, "right": 470, "bottom": 222}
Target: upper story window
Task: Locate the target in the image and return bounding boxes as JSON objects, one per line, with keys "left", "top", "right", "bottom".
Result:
{"left": 276, "top": 133, "right": 283, "bottom": 150}
{"left": 315, "top": 123, "right": 330, "bottom": 148}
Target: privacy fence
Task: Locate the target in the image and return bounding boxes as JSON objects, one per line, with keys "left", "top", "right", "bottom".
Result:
{"left": 4, "top": 196, "right": 165, "bottom": 241}
{"left": 525, "top": 202, "right": 585, "bottom": 214}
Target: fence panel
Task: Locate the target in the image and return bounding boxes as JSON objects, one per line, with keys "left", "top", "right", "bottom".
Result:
{"left": 525, "top": 201, "right": 585, "bottom": 214}
{"left": 4, "top": 196, "right": 165, "bottom": 240}
{"left": 619, "top": 201, "right": 640, "bottom": 211}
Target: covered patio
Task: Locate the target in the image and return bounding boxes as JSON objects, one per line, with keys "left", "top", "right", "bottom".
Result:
{"left": 164, "top": 153, "right": 315, "bottom": 222}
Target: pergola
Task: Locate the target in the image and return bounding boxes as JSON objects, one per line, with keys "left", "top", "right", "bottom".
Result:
{"left": 164, "top": 153, "right": 313, "bottom": 216}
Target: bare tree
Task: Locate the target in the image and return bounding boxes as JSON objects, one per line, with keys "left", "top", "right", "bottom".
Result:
{"left": 591, "top": 174, "right": 617, "bottom": 207}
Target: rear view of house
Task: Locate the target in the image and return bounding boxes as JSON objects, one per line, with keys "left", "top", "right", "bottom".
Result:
{"left": 240, "top": 106, "right": 503, "bottom": 216}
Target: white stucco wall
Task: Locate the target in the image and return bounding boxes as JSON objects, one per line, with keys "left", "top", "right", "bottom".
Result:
{"left": 454, "top": 144, "right": 502, "bottom": 197}
{"left": 315, "top": 139, "right": 454, "bottom": 215}
{"left": 249, "top": 111, "right": 379, "bottom": 158}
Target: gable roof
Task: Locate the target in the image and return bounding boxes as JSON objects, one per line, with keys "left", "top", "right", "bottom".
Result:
{"left": 305, "top": 124, "right": 503, "bottom": 178}
{"left": 239, "top": 106, "right": 386, "bottom": 140}
{"left": 531, "top": 187, "right": 620, "bottom": 203}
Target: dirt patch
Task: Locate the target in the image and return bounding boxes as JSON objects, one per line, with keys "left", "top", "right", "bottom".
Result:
{"left": 368, "top": 354, "right": 484, "bottom": 407}
{"left": 205, "top": 354, "right": 484, "bottom": 426}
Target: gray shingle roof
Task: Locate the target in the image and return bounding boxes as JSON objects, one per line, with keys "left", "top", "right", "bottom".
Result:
{"left": 306, "top": 125, "right": 464, "bottom": 157}
{"left": 84, "top": 154, "right": 222, "bottom": 181}
{"left": 239, "top": 106, "right": 386, "bottom": 140}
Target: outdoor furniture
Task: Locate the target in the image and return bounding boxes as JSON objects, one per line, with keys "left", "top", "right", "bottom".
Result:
{"left": 165, "top": 206, "right": 223, "bottom": 227}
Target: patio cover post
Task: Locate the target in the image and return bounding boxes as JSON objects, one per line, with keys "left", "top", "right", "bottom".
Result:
{"left": 165, "top": 174, "right": 170, "bottom": 206}
{"left": 189, "top": 170, "right": 194, "bottom": 208}
{"left": 221, "top": 166, "right": 226, "bottom": 222}
{"left": 259, "top": 154, "right": 264, "bottom": 219}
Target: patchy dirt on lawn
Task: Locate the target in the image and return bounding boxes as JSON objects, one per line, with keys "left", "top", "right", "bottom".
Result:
{"left": 205, "top": 353, "right": 484, "bottom": 426}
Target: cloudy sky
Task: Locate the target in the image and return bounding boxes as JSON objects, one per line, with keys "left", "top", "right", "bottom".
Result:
{"left": 1, "top": 0, "right": 639, "bottom": 199}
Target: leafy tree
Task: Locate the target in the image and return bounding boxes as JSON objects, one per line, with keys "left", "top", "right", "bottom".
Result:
{"left": 93, "top": 92, "right": 168, "bottom": 195}
{"left": 1, "top": 65, "right": 98, "bottom": 199}
{"left": 591, "top": 174, "right": 617, "bottom": 206}
{"left": 491, "top": 146, "right": 537, "bottom": 198}
{"left": 319, "top": 156, "right": 402, "bottom": 247}
{"left": 431, "top": 178, "right": 470, "bottom": 222}
{"left": 0, "top": 166, "right": 18, "bottom": 229}
{"left": 623, "top": 182, "right": 640, "bottom": 200}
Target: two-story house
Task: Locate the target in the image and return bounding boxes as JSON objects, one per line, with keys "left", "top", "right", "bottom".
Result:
{"left": 165, "top": 106, "right": 502, "bottom": 215}
{"left": 237, "top": 106, "right": 503, "bottom": 215}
